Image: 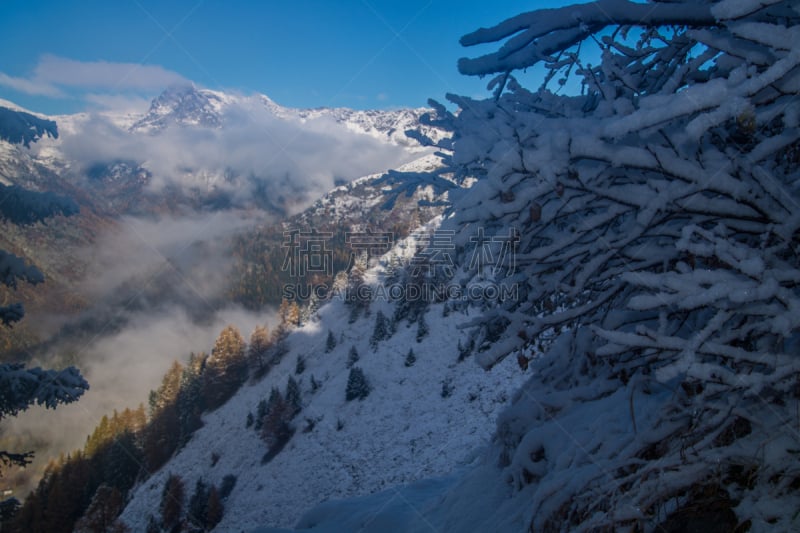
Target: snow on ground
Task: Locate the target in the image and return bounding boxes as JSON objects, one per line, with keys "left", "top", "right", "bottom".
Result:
{"left": 119, "top": 289, "right": 530, "bottom": 530}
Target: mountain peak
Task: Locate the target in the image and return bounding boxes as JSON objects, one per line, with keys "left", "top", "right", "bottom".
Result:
{"left": 131, "top": 83, "right": 229, "bottom": 133}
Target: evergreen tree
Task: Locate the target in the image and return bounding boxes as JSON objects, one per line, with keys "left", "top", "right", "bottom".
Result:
{"left": 142, "top": 361, "right": 184, "bottom": 472}
{"left": 346, "top": 346, "right": 359, "bottom": 368}
{"left": 247, "top": 325, "right": 271, "bottom": 376}
{"left": 187, "top": 478, "right": 209, "bottom": 530}
{"left": 102, "top": 431, "right": 141, "bottom": 494}
{"left": 0, "top": 497, "right": 20, "bottom": 525}
{"left": 205, "top": 486, "right": 223, "bottom": 529}
{"left": 160, "top": 474, "right": 184, "bottom": 533}
{"left": 205, "top": 325, "right": 247, "bottom": 409}
{"left": 246, "top": 412, "right": 254, "bottom": 428}
{"left": 259, "top": 388, "right": 293, "bottom": 457}
{"left": 285, "top": 376, "right": 302, "bottom": 417}
{"left": 404, "top": 349, "right": 416, "bottom": 367}
{"left": 0, "top": 363, "right": 88, "bottom": 473}
{"left": 295, "top": 355, "right": 305, "bottom": 375}
{"left": 149, "top": 361, "right": 184, "bottom": 415}
{"left": 0, "top": 183, "right": 78, "bottom": 326}
{"left": 416, "top": 312, "right": 429, "bottom": 343}
{"left": 142, "top": 398, "right": 180, "bottom": 473}
{"left": 345, "top": 367, "right": 371, "bottom": 401}
{"left": 177, "top": 354, "right": 206, "bottom": 446}
{"left": 325, "top": 330, "right": 337, "bottom": 353}
{"left": 254, "top": 399, "right": 268, "bottom": 432}
{"left": 440, "top": 379, "right": 454, "bottom": 398}
{"left": 218, "top": 475, "right": 237, "bottom": 500}
{"left": 73, "top": 484, "right": 127, "bottom": 533}
{"left": 369, "top": 310, "right": 390, "bottom": 349}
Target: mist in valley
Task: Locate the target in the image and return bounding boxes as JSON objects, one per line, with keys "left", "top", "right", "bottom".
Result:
{"left": 2, "top": 97, "right": 424, "bottom": 493}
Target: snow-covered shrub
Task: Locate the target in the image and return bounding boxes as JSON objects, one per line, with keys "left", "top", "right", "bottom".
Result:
{"left": 424, "top": 0, "right": 800, "bottom": 529}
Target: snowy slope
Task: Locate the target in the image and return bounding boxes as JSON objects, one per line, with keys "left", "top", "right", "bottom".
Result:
{"left": 250, "top": 1, "right": 800, "bottom": 531}
{"left": 119, "top": 283, "right": 530, "bottom": 529}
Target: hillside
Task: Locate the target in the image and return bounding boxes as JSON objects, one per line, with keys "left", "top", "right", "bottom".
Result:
{"left": 3, "top": 1, "right": 798, "bottom": 531}
{"left": 119, "top": 290, "right": 531, "bottom": 529}
{"left": 0, "top": 92, "right": 452, "bottom": 501}
{"left": 118, "top": 0, "right": 800, "bottom": 531}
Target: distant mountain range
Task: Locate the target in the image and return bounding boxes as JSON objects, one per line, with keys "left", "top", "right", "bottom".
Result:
{"left": 130, "top": 83, "right": 446, "bottom": 148}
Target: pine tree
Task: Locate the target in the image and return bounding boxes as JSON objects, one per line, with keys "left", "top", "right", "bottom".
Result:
{"left": 416, "top": 313, "right": 429, "bottom": 343}
{"left": 177, "top": 354, "right": 206, "bottom": 446}
{"left": 254, "top": 399, "right": 268, "bottom": 432}
{"left": 0, "top": 183, "right": 78, "bottom": 326}
{"left": 0, "top": 363, "right": 88, "bottom": 472}
{"left": 102, "top": 431, "right": 141, "bottom": 493}
{"left": 347, "top": 346, "right": 359, "bottom": 368}
{"left": 205, "top": 486, "right": 223, "bottom": 529}
{"left": 345, "top": 367, "right": 371, "bottom": 401}
{"left": 0, "top": 183, "right": 85, "bottom": 475}
{"left": 404, "top": 349, "right": 416, "bottom": 367}
{"left": 74, "top": 484, "right": 127, "bottom": 533}
{"left": 187, "top": 478, "right": 209, "bottom": 530}
{"left": 285, "top": 376, "right": 302, "bottom": 417}
{"left": 325, "top": 330, "right": 337, "bottom": 353}
{"left": 150, "top": 361, "right": 184, "bottom": 415}
{"left": 205, "top": 325, "right": 247, "bottom": 409}
{"left": 219, "top": 475, "right": 237, "bottom": 500}
{"left": 160, "top": 474, "right": 184, "bottom": 533}
{"left": 247, "top": 325, "right": 271, "bottom": 376}
{"left": 295, "top": 355, "right": 305, "bottom": 375}
{"left": 370, "top": 310, "right": 389, "bottom": 349}
{"left": 260, "top": 388, "right": 293, "bottom": 457}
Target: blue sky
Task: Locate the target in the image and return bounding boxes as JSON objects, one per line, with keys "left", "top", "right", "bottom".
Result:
{"left": 0, "top": 1, "right": 572, "bottom": 114}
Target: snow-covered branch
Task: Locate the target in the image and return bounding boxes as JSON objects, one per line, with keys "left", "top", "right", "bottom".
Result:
{"left": 458, "top": 0, "right": 715, "bottom": 77}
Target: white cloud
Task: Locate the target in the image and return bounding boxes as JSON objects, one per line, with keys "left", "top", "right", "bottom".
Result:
{"left": 0, "top": 72, "right": 62, "bottom": 97}
{"left": 57, "top": 100, "right": 418, "bottom": 213}
{"left": 84, "top": 93, "right": 152, "bottom": 113}
{"left": 0, "top": 54, "right": 186, "bottom": 99}
{"left": 34, "top": 54, "right": 186, "bottom": 91}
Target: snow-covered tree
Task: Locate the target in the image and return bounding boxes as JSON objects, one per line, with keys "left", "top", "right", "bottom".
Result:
{"left": 345, "top": 367, "right": 370, "bottom": 402}
{"left": 0, "top": 363, "right": 89, "bottom": 471}
{"left": 415, "top": 312, "right": 429, "bottom": 343}
{"left": 325, "top": 329, "right": 337, "bottom": 353}
{"left": 285, "top": 376, "right": 302, "bottom": 417}
{"left": 346, "top": 346, "right": 359, "bottom": 368}
{"left": 369, "top": 310, "right": 390, "bottom": 349}
{"left": 0, "top": 182, "right": 86, "bottom": 473}
{"left": 187, "top": 478, "right": 209, "bottom": 530}
{"left": 160, "top": 474, "right": 184, "bottom": 532}
{"left": 0, "top": 183, "right": 78, "bottom": 326}
{"left": 247, "top": 325, "right": 271, "bottom": 376}
{"left": 419, "top": 0, "right": 800, "bottom": 529}
{"left": 404, "top": 348, "right": 416, "bottom": 368}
